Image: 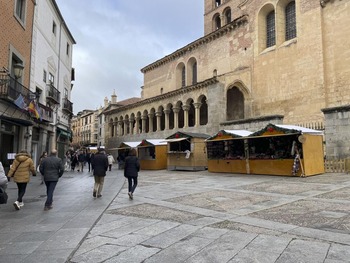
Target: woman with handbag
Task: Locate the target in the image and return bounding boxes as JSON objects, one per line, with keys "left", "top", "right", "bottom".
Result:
{"left": 7, "top": 150, "right": 36, "bottom": 210}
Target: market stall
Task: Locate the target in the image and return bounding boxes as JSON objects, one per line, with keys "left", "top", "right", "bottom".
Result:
{"left": 137, "top": 139, "right": 167, "bottom": 170}
{"left": 163, "top": 131, "right": 210, "bottom": 171}
{"left": 247, "top": 124, "right": 324, "bottom": 176}
{"left": 116, "top": 141, "right": 141, "bottom": 169}
{"left": 206, "top": 124, "right": 324, "bottom": 177}
{"left": 206, "top": 130, "right": 253, "bottom": 173}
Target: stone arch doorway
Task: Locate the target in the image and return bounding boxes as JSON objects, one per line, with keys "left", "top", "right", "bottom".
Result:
{"left": 226, "top": 86, "right": 244, "bottom": 120}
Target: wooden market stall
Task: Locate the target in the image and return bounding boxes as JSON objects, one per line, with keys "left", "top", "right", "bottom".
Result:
{"left": 206, "top": 124, "right": 324, "bottom": 177}
{"left": 116, "top": 141, "right": 141, "bottom": 169}
{"left": 137, "top": 139, "right": 167, "bottom": 170}
{"left": 163, "top": 131, "right": 210, "bottom": 171}
{"left": 206, "top": 130, "right": 253, "bottom": 173}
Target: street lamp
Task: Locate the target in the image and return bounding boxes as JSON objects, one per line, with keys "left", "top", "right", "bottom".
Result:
{"left": 13, "top": 63, "right": 24, "bottom": 79}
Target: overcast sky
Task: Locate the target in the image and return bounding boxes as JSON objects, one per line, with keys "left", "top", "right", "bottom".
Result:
{"left": 55, "top": 0, "right": 204, "bottom": 114}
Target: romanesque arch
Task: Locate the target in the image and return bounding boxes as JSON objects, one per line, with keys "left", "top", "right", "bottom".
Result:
{"left": 226, "top": 86, "right": 244, "bottom": 121}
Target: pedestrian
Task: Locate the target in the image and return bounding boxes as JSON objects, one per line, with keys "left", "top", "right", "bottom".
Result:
{"left": 77, "top": 150, "right": 86, "bottom": 172}
{"left": 38, "top": 151, "right": 47, "bottom": 185}
{"left": 107, "top": 153, "right": 115, "bottom": 171}
{"left": 7, "top": 150, "right": 36, "bottom": 210}
{"left": 124, "top": 148, "right": 140, "bottom": 200}
{"left": 71, "top": 152, "right": 78, "bottom": 171}
{"left": 86, "top": 150, "right": 92, "bottom": 172}
{"left": 39, "top": 149, "right": 64, "bottom": 211}
{"left": 0, "top": 161, "right": 8, "bottom": 204}
{"left": 91, "top": 147, "right": 108, "bottom": 198}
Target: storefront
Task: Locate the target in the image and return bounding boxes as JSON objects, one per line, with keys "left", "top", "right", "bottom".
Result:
{"left": 114, "top": 141, "right": 141, "bottom": 169}
{"left": 206, "top": 124, "right": 324, "bottom": 177}
{"left": 163, "top": 131, "right": 209, "bottom": 171}
{"left": 137, "top": 139, "right": 167, "bottom": 170}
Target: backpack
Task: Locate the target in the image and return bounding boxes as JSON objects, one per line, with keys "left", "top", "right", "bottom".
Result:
{"left": 0, "top": 187, "right": 8, "bottom": 204}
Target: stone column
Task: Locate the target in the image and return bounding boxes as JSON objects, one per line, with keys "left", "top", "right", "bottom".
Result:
{"left": 182, "top": 105, "right": 190, "bottom": 128}
{"left": 173, "top": 107, "right": 180, "bottom": 129}
{"left": 163, "top": 109, "right": 170, "bottom": 130}
{"left": 194, "top": 102, "right": 202, "bottom": 127}
{"left": 148, "top": 113, "right": 154, "bottom": 132}
{"left": 112, "top": 122, "right": 118, "bottom": 137}
{"left": 118, "top": 121, "right": 123, "bottom": 136}
{"left": 135, "top": 116, "right": 140, "bottom": 134}
{"left": 141, "top": 115, "right": 147, "bottom": 133}
{"left": 129, "top": 118, "right": 134, "bottom": 135}
{"left": 155, "top": 112, "right": 162, "bottom": 131}
{"left": 124, "top": 120, "right": 129, "bottom": 135}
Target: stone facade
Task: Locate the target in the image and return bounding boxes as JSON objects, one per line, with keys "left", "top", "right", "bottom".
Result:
{"left": 103, "top": 0, "right": 350, "bottom": 158}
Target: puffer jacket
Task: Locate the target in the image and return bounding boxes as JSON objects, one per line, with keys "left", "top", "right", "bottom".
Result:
{"left": 7, "top": 152, "right": 36, "bottom": 183}
{"left": 124, "top": 156, "right": 140, "bottom": 178}
{"left": 0, "top": 161, "right": 8, "bottom": 188}
{"left": 39, "top": 154, "right": 64, "bottom": 182}
{"left": 92, "top": 152, "right": 108, "bottom": 177}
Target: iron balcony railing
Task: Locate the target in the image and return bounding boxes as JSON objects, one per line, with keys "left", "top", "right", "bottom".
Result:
{"left": 46, "top": 82, "right": 60, "bottom": 105}
{"left": 62, "top": 97, "right": 73, "bottom": 114}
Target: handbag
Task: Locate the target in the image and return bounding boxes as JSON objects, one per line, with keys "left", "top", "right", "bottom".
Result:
{"left": 0, "top": 187, "right": 8, "bottom": 204}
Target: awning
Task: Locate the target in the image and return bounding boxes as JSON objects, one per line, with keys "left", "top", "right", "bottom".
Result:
{"left": 161, "top": 137, "right": 189, "bottom": 143}
{"left": 0, "top": 115, "right": 33, "bottom": 126}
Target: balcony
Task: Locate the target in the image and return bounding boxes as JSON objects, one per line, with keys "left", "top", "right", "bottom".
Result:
{"left": 62, "top": 97, "right": 73, "bottom": 115}
{"left": 0, "top": 73, "right": 34, "bottom": 102}
{"left": 38, "top": 103, "right": 53, "bottom": 123}
{"left": 46, "top": 82, "right": 60, "bottom": 105}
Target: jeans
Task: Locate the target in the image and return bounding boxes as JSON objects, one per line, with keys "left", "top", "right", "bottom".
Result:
{"left": 127, "top": 177, "right": 138, "bottom": 193}
{"left": 16, "top": 182, "right": 27, "bottom": 202}
{"left": 45, "top": 181, "right": 57, "bottom": 207}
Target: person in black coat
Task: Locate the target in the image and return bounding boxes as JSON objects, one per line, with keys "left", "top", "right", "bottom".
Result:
{"left": 124, "top": 148, "right": 140, "bottom": 200}
{"left": 91, "top": 148, "right": 108, "bottom": 198}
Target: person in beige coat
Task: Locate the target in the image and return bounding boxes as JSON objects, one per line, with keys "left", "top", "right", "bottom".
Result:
{"left": 7, "top": 150, "right": 36, "bottom": 210}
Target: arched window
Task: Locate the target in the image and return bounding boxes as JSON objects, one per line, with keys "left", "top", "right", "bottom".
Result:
{"left": 192, "top": 62, "right": 197, "bottom": 85}
{"left": 285, "top": 1, "right": 296, "bottom": 40}
{"left": 225, "top": 8, "right": 231, "bottom": 24}
{"left": 215, "top": 15, "right": 221, "bottom": 30}
{"left": 215, "top": 0, "right": 221, "bottom": 7}
{"left": 226, "top": 87, "right": 244, "bottom": 120}
{"left": 181, "top": 67, "right": 186, "bottom": 87}
{"left": 266, "top": 10, "right": 275, "bottom": 48}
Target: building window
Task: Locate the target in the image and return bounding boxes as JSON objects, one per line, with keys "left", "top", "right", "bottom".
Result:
{"left": 15, "top": 0, "right": 26, "bottom": 22}
{"left": 181, "top": 67, "right": 186, "bottom": 87}
{"left": 225, "top": 9, "right": 231, "bottom": 24}
{"left": 64, "top": 88, "right": 68, "bottom": 98}
{"left": 48, "top": 72, "right": 54, "bottom": 85}
{"left": 52, "top": 21, "right": 57, "bottom": 35}
{"left": 215, "top": 0, "right": 221, "bottom": 7}
{"left": 43, "top": 70, "right": 47, "bottom": 82}
{"left": 66, "top": 43, "right": 70, "bottom": 56}
{"left": 266, "top": 10, "right": 276, "bottom": 48}
{"left": 160, "top": 87, "right": 163, "bottom": 94}
{"left": 285, "top": 1, "right": 296, "bottom": 40}
{"left": 192, "top": 62, "right": 197, "bottom": 85}
{"left": 215, "top": 15, "right": 221, "bottom": 30}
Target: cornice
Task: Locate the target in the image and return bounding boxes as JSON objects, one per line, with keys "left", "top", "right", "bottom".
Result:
{"left": 320, "top": 0, "right": 342, "bottom": 7}
{"left": 140, "top": 15, "right": 248, "bottom": 73}
{"left": 104, "top": 77, "right": 219, "bottom": 116}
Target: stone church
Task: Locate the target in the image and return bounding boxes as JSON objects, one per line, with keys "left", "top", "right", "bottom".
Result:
{"left": 103, "top": 0, "right": 350, "bottom": 160}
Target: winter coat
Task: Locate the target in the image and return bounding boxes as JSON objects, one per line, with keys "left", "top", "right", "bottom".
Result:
{"left": 78, "top": 153, "right": 86, "bottom": 162}
{"left": 124, "top": 156, "right": 140, "bottom": 178}
{"left": 39, "top": 154, "right": 64, "bottom": 182}
{"left": 7, "top": 152, "right": 36, "bottom": 183}
{"left": 92, "top": 152, "right": 108, "bottom": 177}
{"left": 0, "top": 162, "right": 8, "bottom": 188}
{"left": 107, "top": 155, "right": 115, "bottom": 165}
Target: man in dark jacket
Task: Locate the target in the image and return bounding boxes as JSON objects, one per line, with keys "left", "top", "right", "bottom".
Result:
{"left": 39, "top": 149, "right": 64, "bottom": 211}
{"left": 91, "top": 148, "right": 108, "bottom": 198}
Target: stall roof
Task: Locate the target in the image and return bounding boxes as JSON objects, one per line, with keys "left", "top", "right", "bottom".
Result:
{"left": 138, "top": 139, "right": 167, "bottom": 146}
{"left": 166, "top": 131, "right": 210, "bottom": 140}
{"left": 107, "top": 141, "right": 142, "bottom": 150}
{"left": 206, "top": 129, "right": 253, "bottom": 141}
{"left": 250, "top": 123, "right": 323, "bottom": 137}
{"left": 161, "top": 137, "right": 189, "bottom": 143}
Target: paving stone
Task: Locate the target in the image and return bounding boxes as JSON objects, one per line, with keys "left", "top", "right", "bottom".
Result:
{"left": 325, "top": 243, "right": 350, "bottom": 262}
{"left": 69, "top": 244, "right": 128, "bottom": 263}
{"left": 103, "top": 245, "right": 160, "bottom": 263}
{"left": 134, "top": 220, "right": 180, "bottom": 236}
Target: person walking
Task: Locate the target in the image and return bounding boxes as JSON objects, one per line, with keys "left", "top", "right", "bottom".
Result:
{"left": 38, "top": 151, "right": 47, "bottom": 185}
{"left": 39, "top": 149, "right": 64, "bottom": 211}
{"left": 91, "top": 148, "right": 108, "bottom": 198}
{"left": 124, "top": 148, "right": 140, "bottom": 200}
{"left": 107, "top": 153, "right": 115, "bottom": 171}
{"left": 77, "top": 150, "right": 86, "bottom": 172}
{"left": 86, "top": 150, "right": 92, "bottom": 172}
{"left": 7, "top": 150, "right": 36, "bottom": 210}
{"left": 71, "top": 152, "right": 78, "bottom": 171}
{"left": 0, "top": 161, "right": 8, "bottom": 204}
